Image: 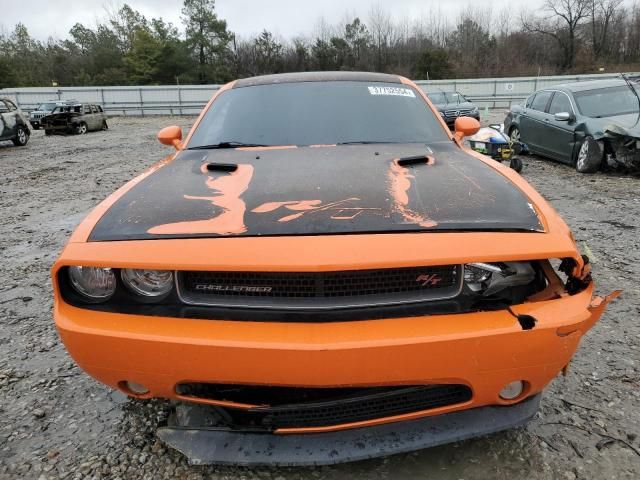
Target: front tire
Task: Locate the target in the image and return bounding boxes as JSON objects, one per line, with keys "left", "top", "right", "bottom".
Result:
{"left": 44, "top": 129, "right": 53, "bottom": 136}
{"left": 575, "top": 136, "right": 603, "bottom": 173}
{"left": 12, "top": 126, "right": 29, "bottom": 146}
{"left": 101, "top": 120, "right": 108, "bottom": 130}
{"left": 75, "top": 122, "right": 88, "bottom": 135}
{"left": 509, "top": 126, "right": 520, "bottom": 143}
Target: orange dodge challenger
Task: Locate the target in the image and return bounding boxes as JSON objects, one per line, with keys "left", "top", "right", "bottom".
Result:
{"left": 52, "top": 72, "right": 618, "bottom": 466}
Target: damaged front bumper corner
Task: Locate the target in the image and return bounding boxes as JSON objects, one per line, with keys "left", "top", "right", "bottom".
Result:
{"left": 597, "top": 124, "right": 640, "bottom": 169}
{"left": 152, "top": 289, "right": 620, "bottom": 466}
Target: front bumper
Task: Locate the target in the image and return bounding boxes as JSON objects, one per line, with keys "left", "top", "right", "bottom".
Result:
{"left": 54, "top": 285, "right": 614, "bottom": 426}
{"left": 43, "top": 123, "right": 73, "bottom": 132}
{"left": 158, "top": 393, "right": 541, "bottom": 466}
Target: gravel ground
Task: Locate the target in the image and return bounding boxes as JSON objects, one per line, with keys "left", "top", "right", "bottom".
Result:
{"left": 0, "top": 115, "right": 638, "bottom": 479}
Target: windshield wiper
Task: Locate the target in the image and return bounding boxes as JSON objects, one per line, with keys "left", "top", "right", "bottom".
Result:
{"left": 189, "top": 141, "right": 270, "bottom": 150}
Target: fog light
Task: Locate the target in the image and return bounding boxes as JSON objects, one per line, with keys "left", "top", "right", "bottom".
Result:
{"left": 124, "top": 381, "right": 149, "bottom": 395}
{"left": 499, "top": 380, "right": 524, "bottom": 400}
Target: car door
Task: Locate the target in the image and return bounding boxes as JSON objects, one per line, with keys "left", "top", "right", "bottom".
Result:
{"left": 519, "top": 90, "right": 553, "bottom": 153}
{"left": 82, "top": 104, "right": 97, "bottom": 130}
{"left": 91, "top": 105, "right": 105, "bottom": 130}
{"left": 543, "top": 91, "right": 577, "bottom": 164}
{"left": 0, "top": 100, "right": 11, "bottom": 140}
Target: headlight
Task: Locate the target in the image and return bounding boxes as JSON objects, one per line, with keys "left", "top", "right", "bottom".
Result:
{"left": 439, "top": 111, "right": 445, "bottom": 117}
{"left": 463, "top": 263, "right": 496, "bottom": 291}
{"left": 471, "top": 106, "right": 479, "bottom": 114}
{"left": 464, "top": 262, "right": 535, "bottom": 296}
{"left": 68, "top": 266, "right": 116, "bottom": 301}
{"left": 121, "top": 269, "right": 173, "bottom": 297}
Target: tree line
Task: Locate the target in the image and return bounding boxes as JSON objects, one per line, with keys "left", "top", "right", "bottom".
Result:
{"left": 1, "top": 0, "right": 640, "bottom": 89}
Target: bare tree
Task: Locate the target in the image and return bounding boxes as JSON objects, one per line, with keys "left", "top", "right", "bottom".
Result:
{"left": 522, "top": 0, "right": 591, "bottom": 70}
{"left": 590, "top": 0, "right": 624, "bottom": 60}
{"left": 368, "top": 5, "right": 394, "bottom": 71}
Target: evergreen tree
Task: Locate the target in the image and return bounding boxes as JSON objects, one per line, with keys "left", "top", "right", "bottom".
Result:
{"left": 182, "top": 0, "right": 232, "bottom": 83}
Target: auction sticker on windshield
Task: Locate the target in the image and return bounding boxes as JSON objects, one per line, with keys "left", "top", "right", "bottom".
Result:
{"left": 368, "top": 86, "right": 416, "bottom": 97}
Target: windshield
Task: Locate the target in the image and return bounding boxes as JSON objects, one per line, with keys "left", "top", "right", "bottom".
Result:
{"left": 427, "top": 92, "right": 446, "bottom": 104}
{"left": 52, "top": 105, "right": 81, "bottom": 113}
{"left": 427, "top": 92, "right": 466, "bottom": 104}
{"left": 574, "top": 86, "right": 640, "bottom": 118}
{"left": 188, "top": 81, "right": 448, "bottom": 148}
{"left": 447, "top": 92, "right": 467, "bottom": 103}
{"left": 38, "top": 103, "right": 58, "bottom": 111}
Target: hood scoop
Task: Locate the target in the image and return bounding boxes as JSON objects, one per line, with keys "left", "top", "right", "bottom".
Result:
{"left": 206, "top": 162, "right": 238, "bottom": 173}
{"left": 395, "top": 155, "right": 434, "bottom": 167}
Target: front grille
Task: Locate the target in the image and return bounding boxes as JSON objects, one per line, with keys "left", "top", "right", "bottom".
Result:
{"left": 176, "top": 383, "right": 473, "bottom": 430}
{"left": 176, "top": 265, "right": 462, "bottom": 310}
{"left": 444, "top": 108, "right": 472, "bottom": 117}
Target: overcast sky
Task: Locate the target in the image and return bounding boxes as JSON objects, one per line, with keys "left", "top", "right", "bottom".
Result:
{"left": 0, "top": 0, "right": 535, "bottom": 41}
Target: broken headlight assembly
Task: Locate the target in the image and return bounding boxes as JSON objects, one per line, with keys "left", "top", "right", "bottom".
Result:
{"left": 463, "top": 262, "right": 538, "bottom": 301}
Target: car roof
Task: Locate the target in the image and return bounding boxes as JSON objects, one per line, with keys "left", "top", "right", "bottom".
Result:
{"left": 233, "top": 71, "right": 403, "bottom": 88}
{"left": 552, "top": 78, "right": 627, "bottom": 93}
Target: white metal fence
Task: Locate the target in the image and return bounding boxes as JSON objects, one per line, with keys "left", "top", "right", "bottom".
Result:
{"left": 0, "top": 72, "right": 632, "bottom": 115}
{"left": 415, "top": 72, "right": 631, "bottom": 108}
{"left": 0, "top": 85, "right": 219, "bottom": 116}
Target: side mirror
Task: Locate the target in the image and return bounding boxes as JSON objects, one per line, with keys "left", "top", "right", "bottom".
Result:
{"left": 454, "top": 116, "right": 481, "bottom": 141}
{"left": 157, "top": 125, "right": 183, "bottom": 149}
{"left": 554, "top": 112, "right": 572, "bottom": 122}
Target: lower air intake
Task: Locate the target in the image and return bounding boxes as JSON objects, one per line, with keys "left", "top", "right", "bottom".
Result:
{"left": 176, "top": 383, "right": 473, "bottom": 430}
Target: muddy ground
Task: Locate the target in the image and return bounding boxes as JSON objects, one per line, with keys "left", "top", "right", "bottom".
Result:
{"left": 0, "top": 115, "right": 638, "bottom": 479}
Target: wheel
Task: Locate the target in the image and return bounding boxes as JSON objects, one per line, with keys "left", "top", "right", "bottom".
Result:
{"left": 75, "top": 122, "right": 88, "bottom": 135}
{"left": 44, "top": 129, "right": 53, "bottom": 136}
{"left": 32, "top": 124, "right": 40, "bottom": 130}
{"left": 12, "top": 126, "right": 29, "bottom": 146}
{"left": 509, "top": 126, "right": 520, "bottom": 143}
{"left": 575, "top": 136, "right": 602, "bottom": 173}
{"left": 509, "top": 156, "right": 523, "bottom": 173}
{"left": 101, "top": 120, "right": 109, "bottom": 130}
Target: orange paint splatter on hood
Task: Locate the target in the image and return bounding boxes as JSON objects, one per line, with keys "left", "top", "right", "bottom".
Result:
{"left": 387, "top": 160, "right": 437, "bottom": 228}
{"left": 251, "top": 198, "right": 371, "bottom": 223}
{"left": 148, "top": 164, "right": 254, "bottom": 235}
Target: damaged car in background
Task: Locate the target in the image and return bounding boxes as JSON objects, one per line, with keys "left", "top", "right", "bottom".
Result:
{"left": 505, "top": 78, "right": 640, "bottom": 173}
{"left": 41, "top": 103, "right": 108, "bottom": 135}
{"left": 28, "top": 100, "right": 72, "bottom": 130}
{"left": 0, "top": 97, "right": 30, "bottom": 147}
{"left": 52, "top": 72, "right": 619, "bottom": 466}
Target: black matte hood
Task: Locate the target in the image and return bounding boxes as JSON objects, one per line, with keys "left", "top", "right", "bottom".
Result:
{"left": 88, "top": 142, "right": 542, "bottom": 241}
